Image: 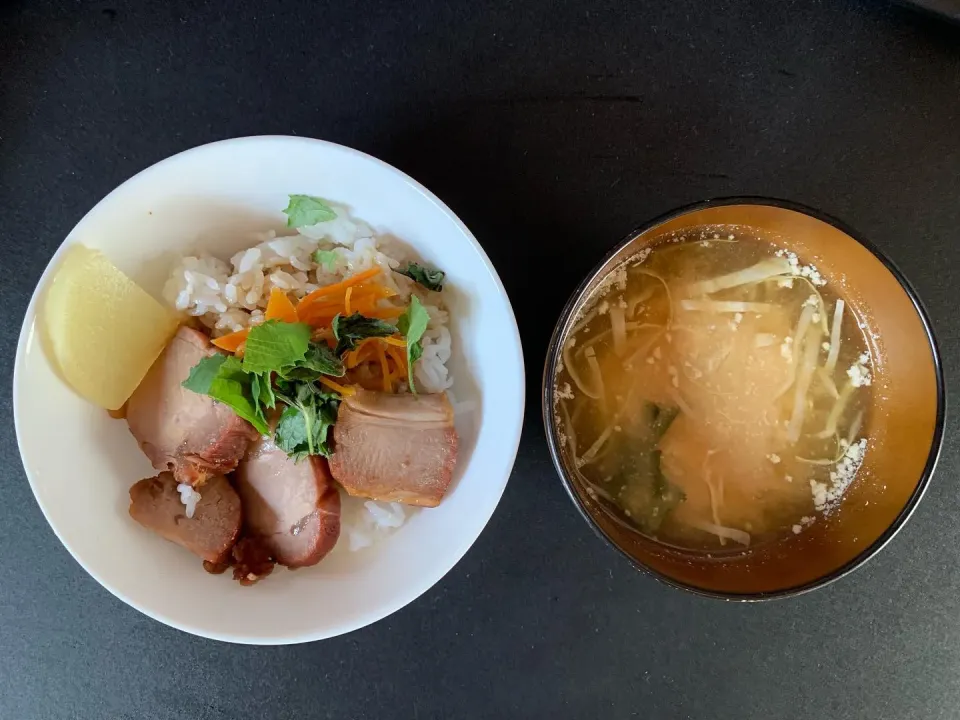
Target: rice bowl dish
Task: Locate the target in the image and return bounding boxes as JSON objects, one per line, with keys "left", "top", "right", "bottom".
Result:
{"left": 13, "top": 136, "right": 524, "bottom": 642}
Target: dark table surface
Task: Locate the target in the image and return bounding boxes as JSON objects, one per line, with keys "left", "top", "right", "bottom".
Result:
{"left": 2, "top": 1, "right": 960, "bottom": 718}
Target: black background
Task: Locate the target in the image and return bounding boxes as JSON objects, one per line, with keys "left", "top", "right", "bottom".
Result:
{"left": 2, "top": 1, "right": 960, "bottom": 718}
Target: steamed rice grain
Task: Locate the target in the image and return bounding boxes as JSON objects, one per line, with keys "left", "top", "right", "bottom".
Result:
{"left": 341, "top": 499, "right": 408, "bottom": 551}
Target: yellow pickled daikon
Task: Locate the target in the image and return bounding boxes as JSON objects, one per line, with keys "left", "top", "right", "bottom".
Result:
{"left": 41, "top": 245, "right": 179, "bottom": 409}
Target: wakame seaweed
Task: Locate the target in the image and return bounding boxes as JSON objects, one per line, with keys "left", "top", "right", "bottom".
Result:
{"left": 608, "top": 404, "right": 684, "bottom": 533}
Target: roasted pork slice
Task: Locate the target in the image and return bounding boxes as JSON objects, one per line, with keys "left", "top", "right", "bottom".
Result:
{"left": 328, "top": 388, "right": 458, "bottom": 507}
{"left": 229, "top": 537, "right": 277, "bottom": 586}
{"left": 126, "top": 325, "right": 259, "bottom": 486}
{"left": 129, "top": 472, "right": 242, "bottom": 564}
{"left": 234, "top": 436, "right": 341, "bottom": 568}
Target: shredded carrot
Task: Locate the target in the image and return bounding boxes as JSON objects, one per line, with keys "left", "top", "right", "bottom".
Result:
{"left": 298, "top": 303, "right": 343, "bottom": 324}
{"left": 377, "top": 342, "right": 391, "bottom": 392}
{"left": 348, "top": 296, "right": 378, "bottom": 315}
{"left": 365, "top": 306, "right": 405, "bottom": 320}
{"left": 340, "top": 289, "right": 392, "bottom": 316}
{"left": 211, "top": 327, "right": 250, "bottom": 353}
{"left": 295, "top": 276, "right": 404, "bottom": 328}
{"left": 303, "top": 285, "right": 386, "bottom": 310}
{"left": 303, "top": 288, "right": 384, "bottom": 317}
{"left": 264, "top": 288, "right": 298, "bottom": 323}
{"left": 309, "top": 297, "right": 348, "bottom": 311}
{"left": 350, "top": 369, "right": 382, "bottom": 392}
{"left": 344, "top": 339, "right": 377, "bottom": 369}
{"left": 384, "top": 349, "right": 406, "bottom": 384}
{"left": 297, "top": 267, "right": 381, "bottom": 319}
{"left": 386, "top": 345, "right": 407, "bottom": 372}
{"left": 342, "top": 336, "right": 406, "bottom": 371}
{"left": 318, "top": 376, "right": 356, "bottom": 396}
{"left": 299, "top": 313, "right": 332, "bottom": 329}
{"left": 298, "top": 298, "right": 374, "bottom": 326}
{"left": 354, "top": 282, "right": 397, "bottom": 300}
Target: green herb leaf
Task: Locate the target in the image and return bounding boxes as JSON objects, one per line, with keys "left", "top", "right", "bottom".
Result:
{"left": 310, "top": 396, "right": 339, "bottom": 457}
{"left": 397, "top": 295, "right": 430, "bottom": 393}
{"left": 242, "top": 320, "right": 311, "bottom": 374}
{"left": 282, "top": 195, "right": 337, "bottom": 228}
{"left": 332, "top": 312, "right": 397, "bottom": 356}
{"left": 208, "top": 357, "right": 269, "bottom": 434}
{"left": 277, "top": 342, "right": 346, "bottom": 382}
{"left": 181, "top": 354, "right": 228, "bottom": 395}
{"left": 182, "top": 355, "right": 269, "bottom": 435}
{"left": 275, "top": 404, "right": 309, "bottom": 457}
{"left": 182, "top": 324, "right": 347, "bottom": 458}
{"left": 250, "top": 373, "right": 266, "bottom": 425}
{"left": 313, "top": 249, "right": 339, "bottom": 272}
{"left": 409, "top": 342, "right": 423, "bottom": 365}
{"left": 298, "top": 342, "right": 346, "bottom": 377}
{"left": 273, "top": 383, "right": 340, "bottom": 460}
{"left": 259, "top": 373, "right": 277, "bottom": 410}
{"left": 396, "top": 262, "right": 445, "bottom": 292}
{"left": 273, "top": 378, "right": 296, "bottom": 406}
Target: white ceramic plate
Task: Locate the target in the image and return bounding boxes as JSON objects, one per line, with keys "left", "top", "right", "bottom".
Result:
{"left": 13, "top": 136, "right": 524, "bottom": 644}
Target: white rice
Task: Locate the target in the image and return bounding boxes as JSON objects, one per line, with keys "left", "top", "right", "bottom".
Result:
{"left": 176, "top": 483, "right": 202, "bottom": 520}
{"left": 163, "top": 202, "right": 455, "bottom": 547}
{"left": 340, "top": 498, "right": 408, "bottom": 551}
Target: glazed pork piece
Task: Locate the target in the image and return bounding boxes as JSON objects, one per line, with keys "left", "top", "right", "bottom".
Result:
{"left": 126, "top": 326, "right": 259, "bottom": 486}
{"left": 328, "top": 388, "right": 458, "bottom": 507}
{"left": 128, "top": 472, "right": 242, "bottom": 564}
{"left": 228, "top": 537, "right": 277, "bottom": 586}
{"left": 234, "top": 435, "right": 341, "bottom": 568}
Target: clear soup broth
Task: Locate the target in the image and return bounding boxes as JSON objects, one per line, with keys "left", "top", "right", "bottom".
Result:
{"left": 555, "top": 225, "right": 874, "bottom": 552}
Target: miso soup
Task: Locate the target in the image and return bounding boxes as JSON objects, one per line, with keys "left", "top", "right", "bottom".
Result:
{"left": 554, "top": 226, "right": 875, "bottom": 551}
